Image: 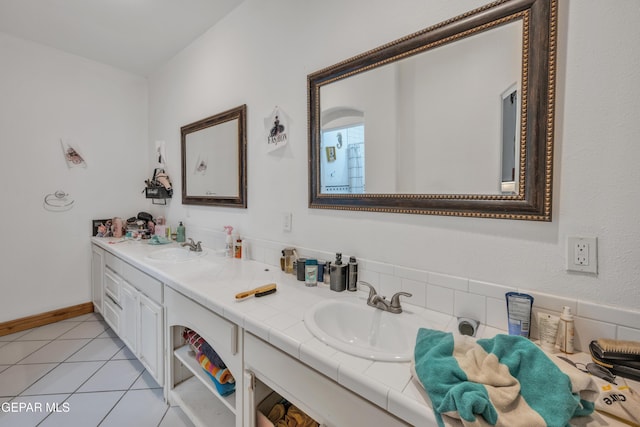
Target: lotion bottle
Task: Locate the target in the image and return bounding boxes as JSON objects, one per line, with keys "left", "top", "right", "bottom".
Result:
{"left": 557, "top": 306, "right": 575, "bottom": 354}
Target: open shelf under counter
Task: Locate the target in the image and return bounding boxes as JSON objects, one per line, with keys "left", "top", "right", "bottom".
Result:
{"left": 170, "top": 376, "right": 236, "bottom": 427}
{"left": 173, "top": 344, "right": 237, "bottom": 415}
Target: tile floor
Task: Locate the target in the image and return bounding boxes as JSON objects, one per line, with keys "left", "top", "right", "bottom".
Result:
{"left": 0, "top": 313, "right": 194, "bottom": 427}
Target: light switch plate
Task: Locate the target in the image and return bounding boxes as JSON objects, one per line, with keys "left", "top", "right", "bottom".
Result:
{"left": 281, "top": 212, "right": 292, "bottom": 232}
{"left": 567, "top": 236, "right": 597, "bottom": 274}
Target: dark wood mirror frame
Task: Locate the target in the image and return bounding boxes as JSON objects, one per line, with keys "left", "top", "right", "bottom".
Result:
{"left": 308, "top": 0, "right": 556, "bottom": 220}
{"left": 181, "top": 104, "right": 247, "bottom": 208}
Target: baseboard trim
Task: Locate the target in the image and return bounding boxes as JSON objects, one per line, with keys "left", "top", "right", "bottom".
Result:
{"left": 0, "top": 302, "right": 94, "bottom": 337}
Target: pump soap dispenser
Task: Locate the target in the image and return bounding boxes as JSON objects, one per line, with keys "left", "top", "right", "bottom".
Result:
{"left": 176, "top": 222, "right": 186, "bottom": 243}
{"left": 330, "top": 253, "right": 347, "bottom": 292}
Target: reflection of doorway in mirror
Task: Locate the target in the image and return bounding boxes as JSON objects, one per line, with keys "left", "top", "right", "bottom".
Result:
{"left": 321, "top": 124, "right": 365, "bottom": 194}
{"left": 500, "top": 84, "right": 520, "bottom": 194}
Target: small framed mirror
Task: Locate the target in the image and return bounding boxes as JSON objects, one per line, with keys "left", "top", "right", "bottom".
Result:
{"left": 181, "top": 104, "right": 247, "bottom": 207}
{"left": 308, "top": 0, "right": 557, "bottom": 220}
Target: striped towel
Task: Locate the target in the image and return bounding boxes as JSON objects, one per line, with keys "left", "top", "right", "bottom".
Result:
{"left": 182, "top": 328, "right": 227, "bottom": 368}
{"left": 197, "top": 351, "right": 235, "bottom": 384}
{"left": 412, "top": 328, "right": 598, "bottom": 427}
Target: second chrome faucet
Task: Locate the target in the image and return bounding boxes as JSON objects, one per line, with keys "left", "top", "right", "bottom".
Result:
{"left": 359, "top": 282, "right": 412, "bottom": 314}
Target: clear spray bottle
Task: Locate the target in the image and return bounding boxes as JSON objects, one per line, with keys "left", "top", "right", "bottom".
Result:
{"left": 223, "top": 226, "right": 234, "bottom": 258}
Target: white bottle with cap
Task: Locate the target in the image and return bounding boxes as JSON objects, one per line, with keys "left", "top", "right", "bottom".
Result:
{"left": 557, "top": 306, "right": 575, "bottom": 353}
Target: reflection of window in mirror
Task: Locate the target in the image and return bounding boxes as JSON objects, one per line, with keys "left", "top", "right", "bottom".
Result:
{"left": 500, "top": 84, "right": 519, "bottom": 194}
{"left": 321, "top": 123, "right": 365, "bottom": 194}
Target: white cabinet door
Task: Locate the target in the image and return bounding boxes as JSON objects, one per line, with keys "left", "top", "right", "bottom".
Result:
{"left": 120, "top": 280, "right": 139, "bottom": 354}
{"left": 91, "top": 246, "right": 104, "bottom": 314}
{"left": 138, "top": 292, "right": 163, "bottom": 386}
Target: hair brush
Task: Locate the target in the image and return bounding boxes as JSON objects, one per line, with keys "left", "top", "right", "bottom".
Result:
{"left": 591, "top": 339, "right": 640, "bottom": 361}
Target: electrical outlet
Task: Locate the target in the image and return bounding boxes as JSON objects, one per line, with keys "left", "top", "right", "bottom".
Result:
{"left": 574, "top": 242, "right": 589, "bottom": 265}
{"left": 567, "top": 237, "right": 597, "bottom": 274}
{"left": 281, "top": 212, "right": 292, "bottom": 232}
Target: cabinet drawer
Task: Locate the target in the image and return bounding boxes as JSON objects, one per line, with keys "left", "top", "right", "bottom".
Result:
{"left": 122, "top": 263, "right": 162, "bottom": 304}
{"left": 103, "top": 297, "right": 121, "bottom": 334}
{"left": 104, "top": 267, "right": 121, "bottom": 304}
{"left": 104, "top": 251, "right": 124, "bottom": 276}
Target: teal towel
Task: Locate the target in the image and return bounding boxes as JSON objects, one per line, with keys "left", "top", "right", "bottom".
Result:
{"left": 202, "top": 368, "right": 236, "bottom": 397}
{"left": 148, "top": 235, "right": 172, "bottom": 245}
{"left": 413, "top": 328, "right": 595, "bottom": 427}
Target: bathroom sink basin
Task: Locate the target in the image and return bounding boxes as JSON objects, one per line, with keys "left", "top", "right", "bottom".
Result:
{"left": 147, "top": 247, "right": 207, "bottom": 262}
{"left": 304, "top": 299, "right": 448, "bottom": 362}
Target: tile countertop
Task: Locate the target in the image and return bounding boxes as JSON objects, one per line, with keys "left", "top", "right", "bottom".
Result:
{"left": 92, "top": 238, "right": 635, "bottom": 427}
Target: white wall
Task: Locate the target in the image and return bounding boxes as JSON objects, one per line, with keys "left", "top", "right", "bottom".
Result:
{"left": 0, "top": 33, "right": 148, "bottom": 322}
{"left": 147, "top": 0, "right": 640, "bottom": 313}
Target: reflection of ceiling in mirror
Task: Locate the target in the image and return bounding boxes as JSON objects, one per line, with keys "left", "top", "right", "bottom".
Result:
{"left": 319, "top": 20, "right": 523, "bottom": 195}
{"left": 185, "top": 119, "right": 239, "bottom": 197}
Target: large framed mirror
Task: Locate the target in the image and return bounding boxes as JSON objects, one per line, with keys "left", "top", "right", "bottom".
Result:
{"left": 308, "top": 0, "right": 556, "bottom": 220}
{"left": 181, "top": 104, "right": 247, "bottom": 207}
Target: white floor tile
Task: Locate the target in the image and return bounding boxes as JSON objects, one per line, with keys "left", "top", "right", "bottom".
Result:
{"left": 0, "top": 330, "right": 30, "bottom": 342}
{"left": 0, "top": 393, "right": 69, "bottom": 427}
{"left": 130, "top": 369, "right": 161, "bottom": 390}
{"left": 111, "top": 345, "right": 136, "bottom": 360}
{"left": 18, "top": 339, "right": 91, "bottom": 364}
{"left": 57, "top": 321, "right": 108, "bottom": 339}
{"left": 0, "top": 363, "right": 57, "bottom": 397}
{"left": 0, "top": 340, "right": 49, "bottom": 364}
{"left": 159, "top": 406, "right": 195, "bottom": 427}
{"left": 17, "top": 322, "right": 79, "bottom": 341}
{"left": 65, "top": 337, "right": 124, "bottom": 362}
{"left": 98, "top": 328, "right": 119, "bottom": 339}
{"left": 21, "top": 361, "right": 104, "bottom": 395}
{"left": 100, "top": 388, "right": 168, "bottom": 427}
{"left": 77, "top": 359, "right": 144, "bottom": 393}
{"left": 61, "top": 313, "right": 103, "bottom": 322}
{"left": 38, "top": 390, "right": 125, "bottom": 427}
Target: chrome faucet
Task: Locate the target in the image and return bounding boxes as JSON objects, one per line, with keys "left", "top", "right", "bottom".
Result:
{"left": 359, "top": 281, "right": 412, "bottom": 314}
{"left": 181, "top": 238, "right": 202, "bottom": 252}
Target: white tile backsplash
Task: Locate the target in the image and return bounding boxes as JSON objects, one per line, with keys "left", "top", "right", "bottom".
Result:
{"left": 395, "top": 266, "right": 428, "bottom": 283}
{"left": 616, "top": 326, "right": 640, "bottom": 342}
{"left": 379, "top": 273, "right": 402, "bottom": 297}
{"left": 401, "top": 278, "right": 427, "bottom": 308}
{"left": 245, "top": 238, "right": 640, "bottom": 354}
{"left": 577, "top": 300, "right": 640, "bottom": 329}
{"left": 454, "top": 291, "right": 486, "bottom": 323}
{"left": 469, "top": 280, "right": 516, "bottom": 300}
{"left": 573, "top": 317, "right": 617, "bottom": 353}
{"left": 426, "top": 285, "right": 454, "bottom": 315}
{"left": 428, "top": 272, "right": 468, "bottom": 291}
{"left": 485, "top": 297, "right": 508, "bottom": 330}
{"left": 521, "top": 290, "right": 577, "bottom": 314}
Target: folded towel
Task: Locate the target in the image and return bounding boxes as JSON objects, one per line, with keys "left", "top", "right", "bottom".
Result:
{"left": 182, "top": 328, "right": 227, "bottom": 369}
{"left": 200, "top": 340, "right": 227, "bottom": 369}
{"left": 412, "top": 328, "right": 598, "bottom": 427}
{"left": 197, "top": 351, "right": 235, "bottom": 384}
{"left": 202, "top": 367, "right": 236, "bottom": 397}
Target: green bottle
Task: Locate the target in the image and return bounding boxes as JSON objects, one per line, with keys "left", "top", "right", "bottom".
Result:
{"left": 176, "top": 221, "right": 186, "bottom": 243}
